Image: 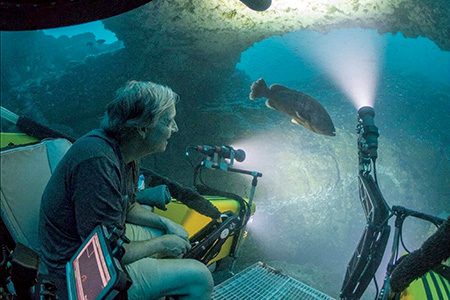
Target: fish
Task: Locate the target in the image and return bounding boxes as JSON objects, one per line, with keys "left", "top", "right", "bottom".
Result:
{"left": 249, "top": 78, "right": 336, "bottom": 136}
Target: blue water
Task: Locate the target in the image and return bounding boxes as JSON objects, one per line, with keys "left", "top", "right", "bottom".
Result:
{"left": 234, "top": 28, "right": 450, "bottom": 299}
{"left": 43, "top": 20, "right": 117, "bottom": 43}
{"left": 237, "top": 28, "right": 450, "bottom": 88}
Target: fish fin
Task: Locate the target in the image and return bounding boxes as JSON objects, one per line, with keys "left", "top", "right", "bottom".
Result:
{"left": 295, "top": 111, "right": 308, "bottom": 122}
{"left": 250, "top": 78, "right": 269, "bottom": 100}
{"left": 269, "top": 84, "right": 290, "bottom": 93}
{"left": 265, "top": 100, "right": 275, "bottom": 110}
{"left": 292, "top": 117, "right": 306, "bottom": 126}
{"left": 293, "top": 111, "right": 312, "bottom": 128}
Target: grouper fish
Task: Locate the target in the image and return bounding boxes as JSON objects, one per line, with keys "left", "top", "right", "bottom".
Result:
{"left": 249, "top": 78, "right": 336, "bottom": 136}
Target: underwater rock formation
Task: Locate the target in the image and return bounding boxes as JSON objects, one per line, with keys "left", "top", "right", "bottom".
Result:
{"left": 104, "top": 0, "right": 450, "bottom": 64}
{"left": 3, "top": 0, "right": 449, "bottom": 132}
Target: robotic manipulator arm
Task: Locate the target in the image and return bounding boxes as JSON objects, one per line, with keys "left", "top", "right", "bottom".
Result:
{"left": 357, "top": 106, "right": 379, "bottom": 172}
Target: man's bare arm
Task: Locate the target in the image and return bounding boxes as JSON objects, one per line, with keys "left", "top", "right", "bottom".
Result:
{"left": 126, "top": 202, "right": 189, "bottom": 240}
{"left": 122, "top": 234, "right": 190, "bottom": 265}
{"left": 126, "top": 202, "right": 165, "bottom": 229}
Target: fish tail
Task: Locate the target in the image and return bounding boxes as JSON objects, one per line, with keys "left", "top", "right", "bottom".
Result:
{"left": 249, "top": 78, "right": 269, "bottom": 100}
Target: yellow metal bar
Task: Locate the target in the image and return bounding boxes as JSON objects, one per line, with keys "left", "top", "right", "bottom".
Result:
{"left": 0, "top": 132, "right": 39, "bottom": 148}
{"left": 400, "top": 271, "right": 450, "bottom": 300}
{"left": 155, "top": 196, "right": 255, "bottom": 264}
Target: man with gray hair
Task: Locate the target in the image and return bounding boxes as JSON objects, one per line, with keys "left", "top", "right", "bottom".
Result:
{"left": 38, "top": 81, "right": 215, "bottom": 299}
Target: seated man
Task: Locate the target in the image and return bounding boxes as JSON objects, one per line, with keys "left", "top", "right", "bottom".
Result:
{"left": 38, "top": 81, "right": 214, "bottom": 299}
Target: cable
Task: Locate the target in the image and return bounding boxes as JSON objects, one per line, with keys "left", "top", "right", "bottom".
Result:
{"left": 394, "top": 246, "right": 399, "bottom": 263}
{"left": 193, "top": 163, "right": 202, "bottom": 186}
{"left": 373, "top": 160, "right": 378, "bottom": 185}
{"left": 399, "top": 229, "right": 411, "bottom": 254}
{"left": 373, "top": 275, "right": 379, "bottom": 300}
{"left": 199, "top": 166, "right": 208, "bottom": 187}
{"left": 184, "top": 153, "right": 196, "bottom": 169}
{"left": 185, "top": 147, "right": 205, "bottom": 173}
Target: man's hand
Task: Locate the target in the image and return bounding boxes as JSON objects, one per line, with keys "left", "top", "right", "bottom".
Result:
{"left": 156, "top": 234, "right": 191, "bottom": 258}
{"left": 160, "top": 217, "right": 189, "bottom": 240}
{"left": 135, "top": 185, "right": 171, "bottom": 210}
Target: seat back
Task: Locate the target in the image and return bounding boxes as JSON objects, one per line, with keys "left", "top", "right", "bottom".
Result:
{"left": 0, "top": 138, "right": 72, "bottom": 251}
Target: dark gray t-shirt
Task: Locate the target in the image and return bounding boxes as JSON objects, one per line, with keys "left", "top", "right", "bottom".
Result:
{"left": 38, "top": 129, "right": 133, "bottom": 280}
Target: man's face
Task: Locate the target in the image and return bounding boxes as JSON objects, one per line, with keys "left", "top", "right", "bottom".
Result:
{"left": 144, "top": 104, "right": 178, "bottom": 154}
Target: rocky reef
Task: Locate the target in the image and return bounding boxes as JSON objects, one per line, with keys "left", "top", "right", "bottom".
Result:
{"left": 105, "top": 0, "right": 450, "bottom": 67}
{"left": 2, "top": 0, "right": 449, "bottom": 129}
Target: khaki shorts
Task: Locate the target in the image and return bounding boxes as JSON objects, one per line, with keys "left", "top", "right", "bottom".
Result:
{"left": 124, "top": 224, "right": 213, "bottom": 300}
{"left": 125, "top": 223, "right": 165, "bottom": 300}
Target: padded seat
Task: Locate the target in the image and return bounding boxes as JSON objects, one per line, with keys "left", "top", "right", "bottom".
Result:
{"left": 0, "top": 138, "right": 72, "bottom": 251}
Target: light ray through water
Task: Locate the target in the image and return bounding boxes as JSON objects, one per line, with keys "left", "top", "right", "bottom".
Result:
{"left": 284, "top": 28, "right": 386, "bottom": 109}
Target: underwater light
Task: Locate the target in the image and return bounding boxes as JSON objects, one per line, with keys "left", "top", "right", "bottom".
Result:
{"left": 190, "top": 145, "right": 246, "bottom": 162}
{"left": 357, "top": 106, "right": 379, "bottom": 161}
{"left": 239, "top": 0, "right": 272, "bottom": 11}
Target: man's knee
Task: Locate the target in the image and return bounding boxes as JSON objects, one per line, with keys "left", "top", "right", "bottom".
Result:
{"left": 183, "top": 259, "right": 214, "bottom": 292}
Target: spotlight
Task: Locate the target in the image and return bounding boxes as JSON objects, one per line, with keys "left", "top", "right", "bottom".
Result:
{"left": 357, "top": 106, "right": 379, "bottom": 162}
{"left": 239, "top": 0, "right": 272, "bottom": 11}
{"left": 190, "top": 145, "right": 246, "bottom": 162}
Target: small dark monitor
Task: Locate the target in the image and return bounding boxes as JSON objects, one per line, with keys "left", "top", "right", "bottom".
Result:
{"left": 66, "top": 225, "right": 130, "bottom": 300}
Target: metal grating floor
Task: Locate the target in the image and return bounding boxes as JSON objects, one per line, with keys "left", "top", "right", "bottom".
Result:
{"left": 212, "top": 262, "right": 335, "bottom": 300}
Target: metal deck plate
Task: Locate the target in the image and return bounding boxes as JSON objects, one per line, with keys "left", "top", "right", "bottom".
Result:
{"left": 213, "top": 262, "right": 335, "bottom": 300}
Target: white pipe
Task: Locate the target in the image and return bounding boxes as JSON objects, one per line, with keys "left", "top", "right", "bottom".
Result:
{"left": 0, "top": 106, "right": 19, "bottom": 125}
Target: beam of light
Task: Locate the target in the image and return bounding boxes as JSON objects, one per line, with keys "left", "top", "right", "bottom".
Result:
{"left": 230, "top": 129, "right": 342, "bottom": 217}
{"left": 284, "top": 29, "right": 385, "bottom": 109}
{"left": 230, "top": 130, "right": 356, "bottom": 264}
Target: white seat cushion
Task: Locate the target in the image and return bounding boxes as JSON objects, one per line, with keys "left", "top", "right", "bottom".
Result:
{"left": 0, "top": 138, "right": 72, "bottom": 251}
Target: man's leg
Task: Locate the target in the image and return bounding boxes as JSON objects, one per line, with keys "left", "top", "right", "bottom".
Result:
{"left": 126, "top": 257, "right": 213, "bottom": 300}
{"left": 124, "top": 223, "right": 214, "bottom": 300}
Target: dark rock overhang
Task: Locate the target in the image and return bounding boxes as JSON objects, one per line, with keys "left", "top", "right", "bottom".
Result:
{"left": 103, "top": 0, "right": 450, "bottom": 62}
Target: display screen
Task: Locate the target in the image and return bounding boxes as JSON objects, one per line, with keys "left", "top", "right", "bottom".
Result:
{"left": 72, "top": 232, "right": 111, "bottom": 299}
